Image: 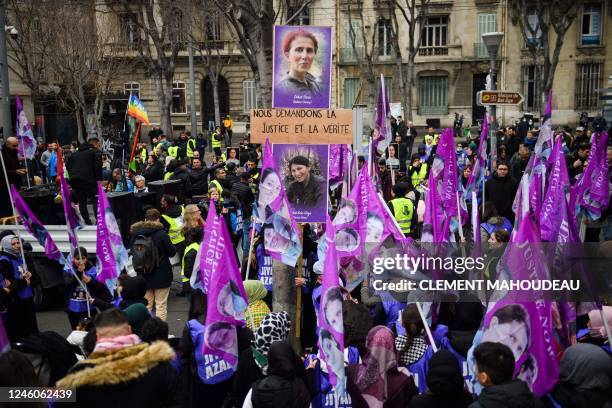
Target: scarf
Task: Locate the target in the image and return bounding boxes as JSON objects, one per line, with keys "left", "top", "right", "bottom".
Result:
{"left": 244, "top": 279, "right": 267, "bottom": 303}
{"left": 0, "top": 235, "right": 19, "bottom": 257}
{"left": 352, "top": 326, "right": 398, "bottom": 408}
{"left": 93, "top": 334, "right": 142, "bottom": 353}
{"left": 251, "top": 311, "right": 290, "bottom": 374}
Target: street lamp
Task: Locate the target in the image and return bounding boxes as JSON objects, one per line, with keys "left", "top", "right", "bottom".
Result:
{"left": 0, "top": 0, "right": 14, "bottom": 138}
{"left": 481, "top": 32, "right": 503, "bottom": 166}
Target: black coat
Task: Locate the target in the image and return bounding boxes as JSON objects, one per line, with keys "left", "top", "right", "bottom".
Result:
{"left": 66, "top": 143, "right": 102, "bottom": 187}
{"left": 230, "top": 181, "right": 255, "bottom": 219}
{"left": 55, "top": 341, "right": 179, "bottom": 408}
{"left": 129, "top": 221, "right": 176, "bottom": 289}
{"left": 143, "top": 161, "right": 164, "bottom": 183}
{"left": 469, "top": 380, "right": 545, "bottom": 408}
{"left": 484, "top": 174, "right": 519, "bottom": 223}
{"left": 170, "top": 168, "right": 191, "bottom": 197}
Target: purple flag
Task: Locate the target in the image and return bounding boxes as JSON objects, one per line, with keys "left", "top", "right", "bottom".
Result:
{"left": 95, "top": 183, "right": 128, "bottom": 285}
{"left": 256, "top": 139, "right": 302, "bottom": 266}
{"left": 318, "top": 215, "right": 347, "bottom": 394}
{"left": 474, "top": 213, "right": 558, "bottom": 396}
{"left": 421, "top": 169, "right": 447, "bottom": 242}
{"left": 374, "top": 74, "right": 391, "bottom": 155}
{"left": 329, "top": 144, "right": 349, "bottom": 191}
{"left": 0, "top": 316, "right": 9, "bottom": 353}
{"left": 11, "top": 185, "right": 64, "bottom": 263}
{"left": 15, "top": 96, "right": 37, "bottom": 160}
{"left": 464, "top": 115, "right": 488, "bottom": 198}
{"left": 199, "top": 200, "right": 220, "bottom": 294}
{"left": 573, "top": 132, "right": 609, "bottom": 221}
{"left": 534, "top": 92, "right": 553, "bottom": 160}
{"left": 202, "top": 209, "right": 248, "bottom": 367}
{"left": 471, "top": 191, "right": 480, "bottom": 244}
{"left": 539, "top": 136, "right": 572, "bottom": 241}
{"left": 59, "top": 173, "right": 82, "bottom": 253}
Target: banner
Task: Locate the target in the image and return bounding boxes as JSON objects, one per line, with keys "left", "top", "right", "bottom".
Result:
{"left": 272, "top": 25, "right": 332, "bottom": 109}
{"left": 250, "top": 108, "right": 352, "bottom": 145}
{"left": 318, "top": 216, "right": 346, "bottom": 394}
{"left": 256, "top": 139, "right": 302, "bottom": 266}
{"left": 203, "top": 209, "right": 248, "bottom": 367}
{"left": 374, "top": 73, "right": 391, "bottom": 155}
{"left": 540, "top": 136, "right": 572, "bottom": 241}
{"left": 199, "top": 201, "right": 222, "bottom": 294}
{"left": 464, "top": 115, "right": 488, "bottom": 199}
{"left": 95, "top": 183, "right": 129, "bottom": 286}
{"left": 59, "top": 173, "right": 83, "bottom": 256}
{"left": 15, "top": 96, "right": 37, "bottom": 160}
{"left": 273, "top": 143, "right": 329, "bottom": 223}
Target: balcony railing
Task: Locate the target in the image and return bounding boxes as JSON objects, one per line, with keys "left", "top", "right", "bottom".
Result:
{"left": 474, "top": 42, "right": 488, "bottom": 58}
{"left": 339, "top": 47, "right": 364, "bottom": 63}
{"left": 419, "top": 46, "right": 448, "bottom": 56}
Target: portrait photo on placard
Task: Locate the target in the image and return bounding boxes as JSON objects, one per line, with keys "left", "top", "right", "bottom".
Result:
{"left": 272, "top": 25, "right": 332, "bottom": 109}
{"left": 386, "top": 143, "right": 400, "bottom": 169}
{"left": 272, "top": 144, "right": 329, "bottom": 223}
{"left": 225, "top": 147, "right": 240, "bottom": 167}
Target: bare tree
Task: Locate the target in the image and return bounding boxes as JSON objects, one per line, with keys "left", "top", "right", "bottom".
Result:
{"left": 345, "top": 1, "right": 378, "bottom": 107}
{"left": 387, "top": 0, "right": 429, "bottom": 120}
{"left": 5, "top": 0, "right": 59, "bottom": 105}
{"left": 47, "top": 2, "right": 132, "bottom": 142}
{"left": 106, "top": 0, "right": 189, "bottom": 136}
{"left": 510, "top": 0, "right": 583, "bottom": 114}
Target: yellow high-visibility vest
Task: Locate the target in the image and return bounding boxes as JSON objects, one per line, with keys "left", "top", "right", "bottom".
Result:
{"left": 161, "top": 206, "right": 185, "bottom": 245}
{"left": 389, "top": 197, "right": 414, "bottom": 234}
{"left": 181, "top": 242, "right": 200, "bottom": 283}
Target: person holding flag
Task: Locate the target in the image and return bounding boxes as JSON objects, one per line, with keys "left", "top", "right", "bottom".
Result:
{"left": 126, "top": 93, "right": 150, "bottom": 176}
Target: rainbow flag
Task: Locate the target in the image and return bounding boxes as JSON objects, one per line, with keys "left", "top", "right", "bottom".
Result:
{"left": 127, "top": 93, "right": 150, "bottom": 125}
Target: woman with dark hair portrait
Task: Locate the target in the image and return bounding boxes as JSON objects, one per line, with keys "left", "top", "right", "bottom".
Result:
{"left": 286, "top": 155, "right": 324, "bottom": 208}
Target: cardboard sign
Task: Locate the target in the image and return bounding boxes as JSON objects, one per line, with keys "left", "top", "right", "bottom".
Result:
{"left": 250, "top": 108, "right": 353, "bottom": 144}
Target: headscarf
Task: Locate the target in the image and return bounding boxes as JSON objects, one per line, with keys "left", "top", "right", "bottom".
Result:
{"left": 267, "top": 340, "right": 300, "bottom": 378}
{"left": 0, "top": 235, "right": 19, "bottom": 257}
{"left": 558, "top": 343, "right": 610, "bottom": 391}
{"left": 588, "top": 306, "right": 612, "bottom": 339}
{"left": 252, "top": 311, "right": 290, "bottom": 373}
{"left": 351, "top": 326, "right": 398, "bottom": 407}
{"left": 426, "top": 350, "right": 464, "bottom": 395}
{"left": 243, "top": 280, "right": 268, "bottom": 303}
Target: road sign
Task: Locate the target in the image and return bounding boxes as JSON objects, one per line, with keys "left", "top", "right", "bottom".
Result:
{"left": 477, "top": 91, "right": 524, "bottom": 106}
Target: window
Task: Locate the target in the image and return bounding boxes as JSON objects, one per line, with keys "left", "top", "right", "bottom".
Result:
{"left": 575, "top": 63, "right": 602, "bottom": 110}
{"left": 172, "top": 81, "right": 186, "bottom": 114}
{"left": 118, "top": 13, "right": 139, "bottom": 45}
{"left": 377, "top": 19, "right": 393, "bottom": 57}
{"left": 341, "top": 20, "right": 362, "bottom": 62}
{"left": 418, "top": 76, "right": 448, "bottom": 115}
{"left": 476, "top": 13, "right": 496, "bottom": 58}
{"left": 420, "top": 17, "right": 448, "bottom": 56}
{"left": 581, "top": 4, "right": 601, "bottom": 45}
{"left": 384, "top": 77, "right": 393, "bottom": 102}
{"left": 243, "top": 80, "right": 257, "bottom": 112}
{"left": 343, "top": 78, "right": 360, "bottom": 108}
{"left": 525, "top": 9, "right": 542, "bottom": 47}
{"left": 124, "top": 82, "right": 140, "bottom": 99}
{"left": 521, "top": 65, "right": 540, "bottom": 112}
{"left": 171, "top": 9, "right": 185, "bottom": 44}
{"left": 288, "top": 5, "right": 310, "bottom": 25}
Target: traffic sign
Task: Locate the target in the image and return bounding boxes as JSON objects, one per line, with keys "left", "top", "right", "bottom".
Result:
{"left": 477, "top": 91, "right": 524, "bottom": 106}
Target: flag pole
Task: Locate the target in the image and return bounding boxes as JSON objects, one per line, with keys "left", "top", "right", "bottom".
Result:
{"left": 18, "top": 137, "right": 31, "bottom": 188}
{"left": 415, "top": 301, "right": 438, "bottom": 352}
{"left": 244, "top": 218, "right": 257, "bottom": 281}
{"left": 295, "top": 223, "right": 304, "bottom": 340}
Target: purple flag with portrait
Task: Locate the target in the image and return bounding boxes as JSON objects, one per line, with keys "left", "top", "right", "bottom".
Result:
{"left": 95, "top": 183, "right": 129, "bottom": 286}
{"left": 11, "top": 185, "right": 64, "bottom": 263}
{"left": 572, "top": 132, "right": 609, "bottom": 221}
{"left": 256, "top": 139, "right": 302, "bottom": 266}
{"left": 318, "top": 215, "right": 347, "bottom": 394}
{"left": 202, "top": 209, "right": 248, "bottom": 367}
{"left": 374, "top": 74, "right": 391, "bottom": 155}
{"left": 199, "top": 200, "right": 220, "bottom": 294}
{"left": 474, "top": 213, "right": 558, "bottom": 396}
{"left": 59, "top": 173, "right": 82, "bottom": 253}
{"left": 534, "top": 92, "right": 553, "bottom": 160}
{"left": 15, "top": 96, "right": 37, "bottom": 160}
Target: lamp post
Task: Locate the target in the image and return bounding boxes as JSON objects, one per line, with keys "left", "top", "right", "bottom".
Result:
{"left": 481, "top": 32, "right": 504, "bottom": 166}
{"left": 0, "top": 0, "right": 12, "bottom": 138}
{"left": 188, "top": 19, "right": 198, "bottom": 136}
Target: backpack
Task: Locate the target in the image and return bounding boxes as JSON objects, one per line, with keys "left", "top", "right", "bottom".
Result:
{"left": 131, "top": 234, "right": 159, "bottom": 275}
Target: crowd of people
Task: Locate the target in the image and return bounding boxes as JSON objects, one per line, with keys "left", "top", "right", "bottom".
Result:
{"left": 0, "top": 114, "right": 610, "bottom": 408}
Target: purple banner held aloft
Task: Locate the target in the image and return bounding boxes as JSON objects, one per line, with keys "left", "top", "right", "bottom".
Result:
{"left": 199, "top": 200, "right": 221, "bottom": 294}
{"left": 329, "top": 144, "right": 350, "bottom": 191}
{"left": 574, "top": 132, "right": 609, "bottom": 221}
{"left": 203, "top": 210, "right": 248, "bottom": 367}
{"left": 59, "top": 173, "right": 82, "bottom": 253}
{"left": 257, "top": 139, "right": 303, "bottom": 266}
{"left": 374, "top": 73, "right": 392, "bottom": 154}
{"left": 534, "top": 91, "right": 553, "bottom": 160}
{"left": 95, "top": 183, "right": 129, "bottom": 285}
{"left": 476, "top": 214, "right": 558, "bottom": 396}
{"left": 421, "top": 170, "right": 447, "bottom": 243}
{"left": 15, "top": 96, "right": 36, "bottom": 160}
{"left": 11, "top": 185, "right": 64, "bottom": 263}
{"left": 318, "top": 216, "right": 347, "bottom": 395}
{"left": 272, "top": 25, "right": 332, "bottom": 109}
{"left": 464, "top": 115, "right": 488, "bottom": 199}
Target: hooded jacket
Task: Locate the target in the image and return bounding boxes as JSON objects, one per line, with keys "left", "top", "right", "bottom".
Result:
{"left": 469, "top": 380, "right": 545, "bottom": 408}
{"left": 55, "top": 341, "right": 178, "bottom": 408}
{"left": 129, "top": 221, "right": 176, "bottom": 289}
